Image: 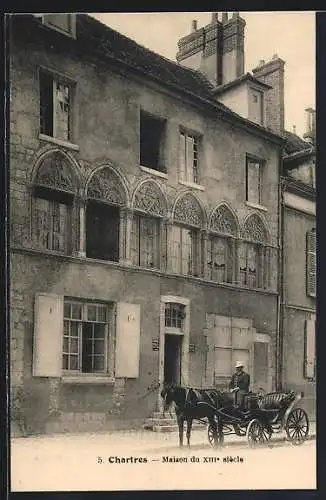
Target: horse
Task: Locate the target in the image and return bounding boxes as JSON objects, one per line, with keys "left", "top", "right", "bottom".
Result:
{"left": 160, "top": 384, "right": 233, "bottom": 448}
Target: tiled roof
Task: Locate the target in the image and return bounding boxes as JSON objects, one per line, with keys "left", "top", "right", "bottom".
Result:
{"left": 213, "top": 73, "right": 272, "bottom": 95}
{"left": 77, "top": 15, "right": 225, "bottom": 106}
{"left": 283, "top": 130, "right": 312, "bottom": 156}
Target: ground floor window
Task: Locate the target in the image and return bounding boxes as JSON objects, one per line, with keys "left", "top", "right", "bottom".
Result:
{"left": 63, "top": 300, "right": 110, "bottom": 373}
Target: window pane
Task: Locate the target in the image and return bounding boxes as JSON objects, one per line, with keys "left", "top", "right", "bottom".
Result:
{"left": 69, "top": 355, "right": 79, "bottom": 371}
{"left": 34, "top": 198, "right": 51, "bottom": 250}
{"left": 70, "top": 338, "right": 79, "bottom": 354}
{"left": 71, "top": 303, "right": 82, "bottom": 320}
{"left": 87, "top": 305, "right": 97, "bottom": 322}
{"left": 64, "top": 303, "right": 71, "bottom": 319}
{"left": 70, "top": 321, "right": 79, "bottom": 337}
{"left": 186, "top": 135, "right": 195, "bottom": 183}
{"left": 140, "top": 217, "right": 158, "bottom": 268}
{"left": 98, "top": 306, "right": 107, "bottom": 323}
{"left": 62, "top": 355, "right": 69, "bottom": 370}
{"left": 210, "top": 237, "right": 226, "bottom": 282}
{"left": 55, "top": 81, "right": 71, "bottom": 141}
{"left": 131, "top": 216, "right": 140, "bottom": 266}
{"left": 94, "top": 324, "right": 105, "bottom": 339}
{"left": 171, "top": 225, "right": 181, "bottom": 274}
{"left": 93, "top": 356, "right": 105, "bottom": 371}
{"left": 63, "top": 337, "right": 69, "bottom": 352}
{"left": 39, "top": 71, "right": 53, "bottom": 137}
{"left": 181, "top": 228, "right": 193, "bottom": 275}
{"left": 179, "top": 133, "right": 186, "bottom": 181}
{"left": 94, "top": 339, "right": 105, "bottom": 354}
{"left": 247, "top": 161, "right": 261, "bottom": 204}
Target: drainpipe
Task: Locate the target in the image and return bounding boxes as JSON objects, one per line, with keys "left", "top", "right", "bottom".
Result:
{"left": 276, "top": 148, "right": 285, "bottom": 391}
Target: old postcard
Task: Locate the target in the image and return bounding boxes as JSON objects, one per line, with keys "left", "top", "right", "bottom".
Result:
{"left": 8, "top": 11, "right": 316, "bottom": 491}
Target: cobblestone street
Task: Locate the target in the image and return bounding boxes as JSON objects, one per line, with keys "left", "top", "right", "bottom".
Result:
{"left": 11, "top": 426, "right": 316, "bottom": 491}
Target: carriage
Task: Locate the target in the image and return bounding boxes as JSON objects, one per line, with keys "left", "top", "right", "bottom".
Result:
{"left": 160, "top": 384, "right": 310, "bottom": 449}
{"left": 206, "top": 389, "right": 310, "bottom": 448}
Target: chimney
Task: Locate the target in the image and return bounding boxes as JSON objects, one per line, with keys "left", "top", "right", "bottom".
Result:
{"left": 252, "top": 55, "right": 285, "bottom": 135}
{"left": 176, "top": 12, "right": 246, "bottom": 87}
{"left": 303, "top": 108, "right": 316, "bottom": 144}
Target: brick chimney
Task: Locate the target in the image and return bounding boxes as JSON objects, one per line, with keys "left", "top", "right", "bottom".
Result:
{"left": 221, "top": 12, "right": 246, "bottom": 84}
{"left": 252, "top": 54, "right": 285, "bottom": 135}
{"left": 176, "top": 12, "right": 245, "bottom": 87}
{"left": 303, "top": 108, "right": 316, "bottom": 144}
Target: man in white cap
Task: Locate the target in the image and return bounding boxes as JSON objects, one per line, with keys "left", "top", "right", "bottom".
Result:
{"left": 229, "top": 361, "right": 250, "bottom": 408}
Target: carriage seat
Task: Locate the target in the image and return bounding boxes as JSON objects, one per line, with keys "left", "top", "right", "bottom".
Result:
{"left": 258, "top": 392, "right": 293, "bottom": 410}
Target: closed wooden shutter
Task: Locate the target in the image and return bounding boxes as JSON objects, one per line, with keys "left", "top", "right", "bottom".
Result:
{"left": 33, "top": 294, "right": 63, "bottom": 377}
{"left": 304, "top": 318, "right": 316, "bottom": 379}
{"left": 115, "top": 302, "right": 141, "bottom": 378}
{"left": 306, "top": 230, "right": 316, "bottom": 297}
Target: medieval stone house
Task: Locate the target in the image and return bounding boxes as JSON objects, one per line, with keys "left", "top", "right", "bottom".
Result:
{"left": 10, "top": 12, "right": 310, "bottom": 434}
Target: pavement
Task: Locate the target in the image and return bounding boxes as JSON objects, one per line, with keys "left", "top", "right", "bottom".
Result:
{"left": 10, "top": 425, "right": 317, "bottom": 491}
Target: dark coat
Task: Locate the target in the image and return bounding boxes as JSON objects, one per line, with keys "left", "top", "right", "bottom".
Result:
{"left": 229, "top": 371, "right": 250, "bottom": 392}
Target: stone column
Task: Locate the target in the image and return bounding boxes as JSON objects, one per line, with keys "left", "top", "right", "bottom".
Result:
{"left": 201, "top": 229, "right": 209, "bottom": 279}
{"left": 159, "top": 217, "right": 168, "bottom": 272}
{"left": 119, "top": 208, "right": 133, "bottom": 265}
{"left": 74, "top": 195, "right": 86, "bottom": 257}
{"left": 166, "top": 219, "right": 174, "bottom": 273}
{"left": 234, "top": 239, "right": 241, "bottom": 285}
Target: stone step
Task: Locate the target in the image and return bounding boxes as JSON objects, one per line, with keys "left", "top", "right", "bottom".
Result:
{"left": 143, "top": 420, "right": 205, "bottom": 432}
{"left": 144, "top": 418, "right": 177, "bottom": 426}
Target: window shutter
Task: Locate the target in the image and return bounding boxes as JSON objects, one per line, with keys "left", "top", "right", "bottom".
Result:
{"left": 33, "top": 294, "right": 63, "bottom": 377}
{"left": 306, "top": 230, "right": 316, "bottom": 297}
{"left": 115, "top": 302, "right": 141, "bottom": 378}
{"left": 304, "top": 319, "right": 316, "bottom": 379}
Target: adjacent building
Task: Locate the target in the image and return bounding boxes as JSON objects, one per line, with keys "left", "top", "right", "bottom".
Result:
{"left": 9, "top": 12, "right": 313, "bottom": 435}
{"left": 281, "top": 110, "right": 316, "bottom": 417}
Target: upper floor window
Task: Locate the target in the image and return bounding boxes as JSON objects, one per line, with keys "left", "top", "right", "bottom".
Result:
{"left": 179, "top": 131, "right": 199, "bottom": 184}
{"left": 33, "top": 188, "right": 72, "bottom": 253}
{"left": 39, "top": 70, "right": 74, "bottom": 142}
{"left": 246, "top": 157, "right": 264, "bottom": 205}
{"left": 239, "top": 242, "right": 258, "bottom": 288}
{"left": 248, "top": 88, "right": 263, "bottom": 125}
{"left": 306, "top": 229, "right": 316, "bottom": 298}
{"left": 208, "top": 237, "right": 229, "bottom": 283}
{"left": 85, "top": 166, "right": 128, "bottom": 263}
{"left": 63, "top": 300, "right": 110, "bottom": 373}
{"left": 31, "top": 151, "right": 78, "bottom": 255}
{"left": 131, "top": 215, "right": 160, "bottom": 269}
{"left": 42, "top": 14, "right": 76, "bottom": 38}
{"left": 140, "top": 111, "right": 166, "bottom": 173}
{"left": 170, "top": 225, "right": 198, "bottom": 276}
{"left": 86, "top": 201, "right": 119, "bottom": 262}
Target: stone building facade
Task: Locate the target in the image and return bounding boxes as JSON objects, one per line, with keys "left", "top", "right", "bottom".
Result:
{"left": 10, "top": 13, "right": 287, "bottom": 434}
{"left": 281, "top": 113, "right": 316, "bottom": 417}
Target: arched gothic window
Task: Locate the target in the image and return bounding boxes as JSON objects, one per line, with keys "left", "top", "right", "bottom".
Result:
{"left": 131, "top": 180, "right": 167, "bottom": 269}
{"left": 208, "top": 204, "right": 238, "bottom": 283}
{"left": 240, "top": 214, "right": 269, "bottom": 288}
{"left": 32, "top": 150, "right": 78, "bottom": 254}
{"left": 85, "top": 166, "right": 127, "bottom": 262}
{"left": 171, "top": 192, "right": 205, "bottom": 276}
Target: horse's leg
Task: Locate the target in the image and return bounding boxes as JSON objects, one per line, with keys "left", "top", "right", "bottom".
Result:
{"left": 177, "top": 415, "right": 184, "bottom": 448}
{"left": 186, "top": 418, "right": 193, "bottom": 448}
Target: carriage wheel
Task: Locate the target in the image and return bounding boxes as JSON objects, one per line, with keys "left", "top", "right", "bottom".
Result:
{"left": 246, "top": 419, "right": 272, "bottom": 448}
{"left": 285, "top": 408, "right": 309, "bottom": 445}
{"left": 208, "top": 423, "right": 224, "bottom": 448}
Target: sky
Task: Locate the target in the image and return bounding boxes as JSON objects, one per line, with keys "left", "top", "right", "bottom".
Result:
{"left": 90, "top": 11, "right": 315, "bottom": 139}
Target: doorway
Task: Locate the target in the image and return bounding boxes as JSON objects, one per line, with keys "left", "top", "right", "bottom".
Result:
{"left": 164, "top": 334, "right": 182, "bottom": 385}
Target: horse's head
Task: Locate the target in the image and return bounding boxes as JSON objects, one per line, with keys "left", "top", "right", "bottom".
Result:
{"left": 160, "top": 384, "right": 176, "bottom": 413}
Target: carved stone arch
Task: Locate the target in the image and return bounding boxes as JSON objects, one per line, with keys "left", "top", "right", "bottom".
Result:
{"left": 32, "top": 149, "right": 81, "bottom": 194}
{"left": 172, "top": 191, "right": 206, "bottom": 228}
{"left": 242, "top": 213, "right": 270, "bottom": 244}
{"left": 85, "top": 165, "right": 129, "bottom": 207}
{"left": 132, "top": 179, "right": 168, "bottom": 217}
{"left": 209, "top": 203, "right": 239, "bottom": 236}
